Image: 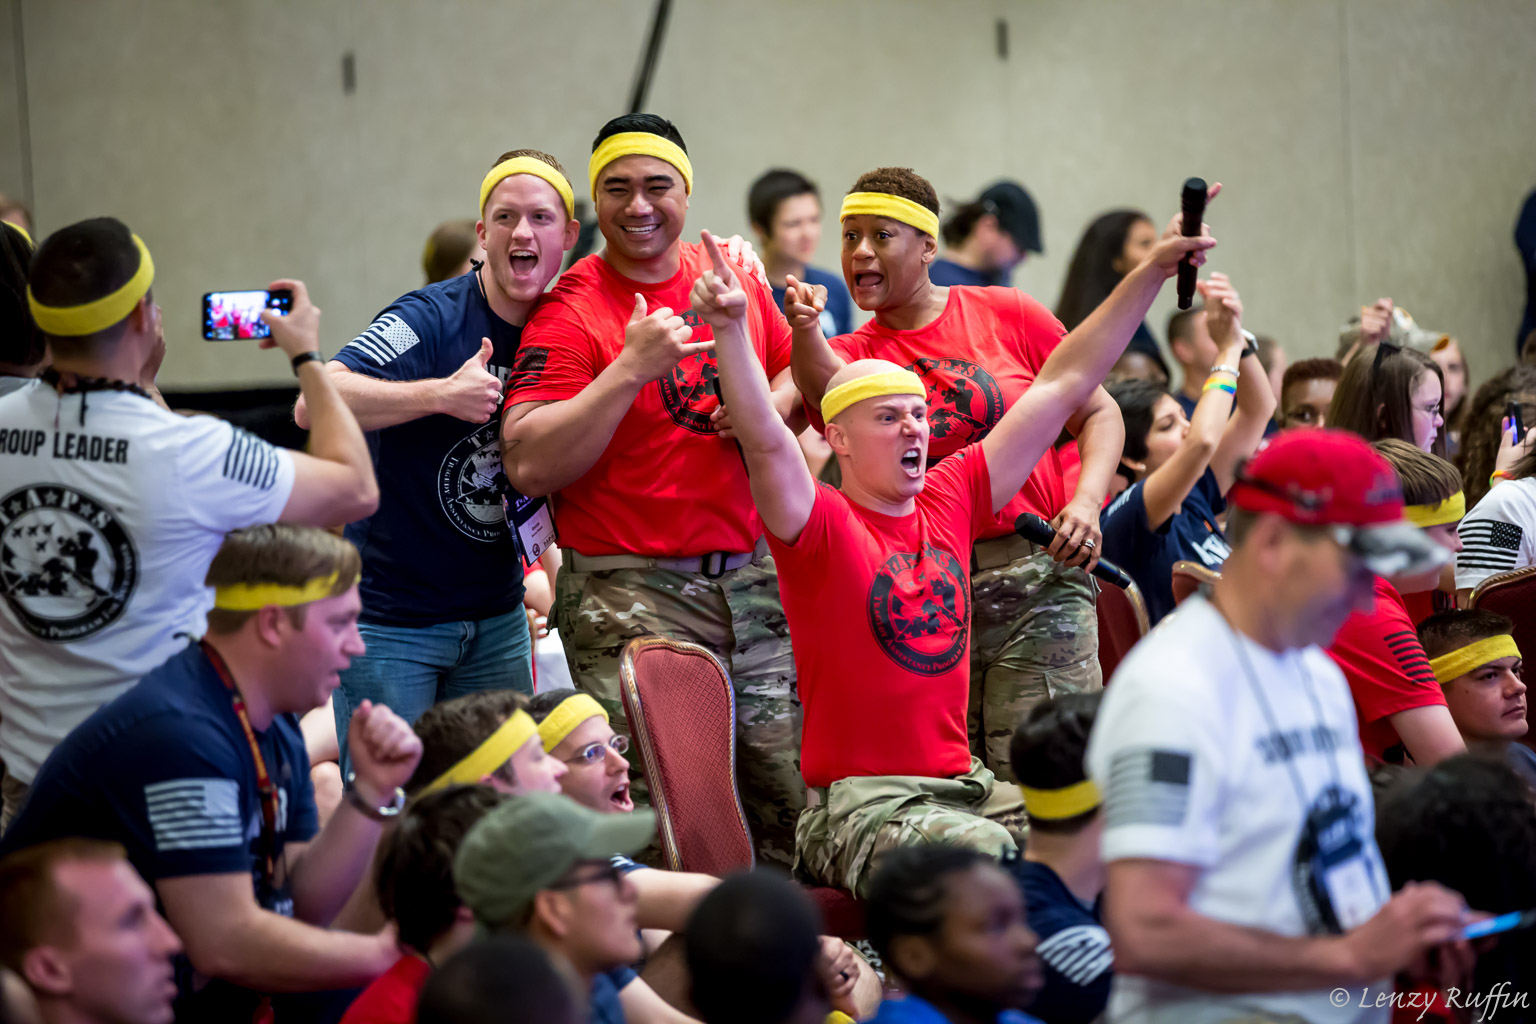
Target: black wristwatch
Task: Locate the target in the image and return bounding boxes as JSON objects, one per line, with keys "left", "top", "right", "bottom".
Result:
{"left": 290, "top": 350, "right": 324, "bottom": 375}
{"left": 343, "top": 772, "right": 405, "bottom": 822}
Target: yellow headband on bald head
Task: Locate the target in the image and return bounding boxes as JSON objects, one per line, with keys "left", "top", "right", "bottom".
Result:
{"left": 1403, "top": 491, "right": 1465, "bottom": 528}
{"left": 421, "top": 709, "right": 540, "bottom": 795}
{"left": 212, "top": 569, "right": 356, "bottom": 611}
{"left": 29, "top": 234, "right": 154, "bottom": 337}
{"left": 1429, "top": 634, "right": 1521, "bottom": 685}
{"left": 820, "top": 369, "right": 926, "bottom": 424}
{"left": 839, "top": 192, "right": 940, "bottom": 239}
{"left": 536, "top": 693, "right": 610, "bottom": 752}
{"left": 588, "top": 132, "right": 693, "bottom": 200}
{"left": 479, "top": 157, "right": 576, "bottom": 221}
{"left": 1019, "top": 779, "right": 1102, "bottom": 821}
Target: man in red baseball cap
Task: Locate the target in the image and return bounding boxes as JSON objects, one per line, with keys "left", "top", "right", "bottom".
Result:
{"left": 1086, "top": 430, "right": 1467, "bottom": 1023}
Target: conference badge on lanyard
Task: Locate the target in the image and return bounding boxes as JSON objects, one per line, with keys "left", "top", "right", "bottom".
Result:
{"left": 504, "top": 491, "right": 556, "bottom": 566}
{"left": 1293, "top": 783, "right": 1381, "bottom": 933}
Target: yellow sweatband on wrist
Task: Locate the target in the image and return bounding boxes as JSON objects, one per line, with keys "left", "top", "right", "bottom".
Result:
{"left": 1429, "top": 634, "right": 1521, "bottom": 685}
{"left": 588, "top": 132, "right": 694, "bottom": 200}
{"left": 212, "top": 570, "right": 354, "bottom": 611}
{"left": 839, "top": 192, "right": 940, "bottom": 239}
{"left": 29, "top": 234, "right": 154, "bottom": 337}
{"left": 479, "top": 156, "right": 576, "bottom": 221}
{"left": 536, "top": 693, "right": 609, "bottom": 752}
{"left": 1019, "top": 778, "right": 1102, "bottom": 821}
{"left": 820, "top": 369, "right": 926, "bottom": 424}
{"left": 422, "top": 709, "right": 539, "bottom": 794}
{"left": 1402, "top": 490, "right": 1465, "bottom": 529}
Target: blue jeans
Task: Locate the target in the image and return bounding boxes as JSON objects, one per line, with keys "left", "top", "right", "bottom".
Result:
{"left": 333, "top": 608, "right": 533, "bottom": 772}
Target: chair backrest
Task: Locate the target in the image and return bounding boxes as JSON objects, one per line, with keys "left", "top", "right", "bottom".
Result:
{"left": 1469, "top": 567, "right": 1536, "bottom": 664}
{"left": 619, "top": 636, "right": 755, "bottom": 876}
{"left": 1171, "top": 560, "right": 1221, "bottom": 606}
{"left": 1095, "top": 579, "right": 1150, "bottom": 681}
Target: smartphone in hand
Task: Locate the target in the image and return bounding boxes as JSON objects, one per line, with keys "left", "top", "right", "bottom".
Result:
{"left": 202, "top": 289, "right": 292, "bottom": 341}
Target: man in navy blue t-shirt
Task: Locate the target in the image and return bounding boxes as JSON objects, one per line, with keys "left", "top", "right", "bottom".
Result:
{"left": 930, "top": 180, "right": 1042, "bottom": 288}
{"left": 748, "top": 168, "right": 854, "bottom": 338}
{"left": 1005, "top": 693, "right": 1113, "bottom": 1024}
{"left": 0, "top": 525, "right": 423, "bottom": 1021}
{"left": 297, "top": 149, "right": 581, "bottom": 763}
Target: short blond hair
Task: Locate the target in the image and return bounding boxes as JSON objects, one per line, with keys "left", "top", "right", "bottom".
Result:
{"left": 204, "top": 524, "right": 360, "bottom": 634}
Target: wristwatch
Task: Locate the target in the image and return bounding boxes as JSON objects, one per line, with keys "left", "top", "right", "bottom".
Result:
{"left": 343, "top": 772, "right": 406, "bottom": 821}
{"left": 1240, "top": 329, "right": 1259, "bottom": 362}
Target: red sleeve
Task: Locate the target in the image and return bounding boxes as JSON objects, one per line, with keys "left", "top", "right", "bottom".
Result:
{"left": 765, "top": 481, "right": 838, "bottom": 553}
{"left": 921, "top": 445, "right": 996, "bottom": 542}
{"left": 507, "top": 294, "right": 602, "bottom": 405}
{"left": 1327, "top": 587, "right": 1446, "bottom": 727}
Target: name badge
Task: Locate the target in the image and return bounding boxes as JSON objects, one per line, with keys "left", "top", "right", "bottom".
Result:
{"left": 504, "top": 492, "right": 556, "bottom": 566}
{"left": 1323, "top": 856, "right": 1378, "bottom": 931}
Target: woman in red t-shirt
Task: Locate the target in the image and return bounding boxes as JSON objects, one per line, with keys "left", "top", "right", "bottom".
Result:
{"left": 787, "top": 166, "right": 1166, "bottom": 781}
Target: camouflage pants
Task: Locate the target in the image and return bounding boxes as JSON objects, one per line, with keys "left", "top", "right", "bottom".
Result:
{"left": 793, "top": 759, "right": 1024, "bottom": 898}
{"left": 969, "top": 542, "right": 1101, "bottom": 783}
{"left": 553, "top": 557, "right": 802, "bottom": 868}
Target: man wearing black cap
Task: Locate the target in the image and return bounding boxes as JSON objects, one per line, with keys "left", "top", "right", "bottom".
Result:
{"left": 932, "top": 180, "right": 1042, "bottom": 288}
{"left": 1086, "top": 429, "right": 1473, "bottom": 1023}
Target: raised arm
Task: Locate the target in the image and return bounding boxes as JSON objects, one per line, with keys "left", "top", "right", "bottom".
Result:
{"left": 501, "top": 298, "right": 709, "bottom": 498}
{"left": 982, "top": 207, "right": 1218, "bottom": 514}
{"left": 261, "top": 280, "right": 379, "bottom": 526}
{"left": 295, "top": 337, "right": 504, "bottom": 432}
{"left": 784, "top": 274, "right": 844, "bottom": 407}
{"left": 1209, "top": 300, "right": 1277, "bottom": 492}
{"left": 691, "top": 231, "right": 816, "bottom": 543}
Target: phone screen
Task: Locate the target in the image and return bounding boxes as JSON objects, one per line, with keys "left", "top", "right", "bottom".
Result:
{"left": 202, "top": 289, "right": 292, "bottom": 341}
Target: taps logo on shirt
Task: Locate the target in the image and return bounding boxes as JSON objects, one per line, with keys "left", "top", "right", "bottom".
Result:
{"left": 657, "top": 309, "right": 721, "bottom": 435}
{"left": 437, "top": 422, "right": 513, "bottom": 543}
{"left": 907, "top": 357, "right": 1005, "bottom": 459}
{"left": 0, "top": 484, "right": 138, "bottom": 642}
{"left": 867, "top": 543, "right": 970, "bottom": 674}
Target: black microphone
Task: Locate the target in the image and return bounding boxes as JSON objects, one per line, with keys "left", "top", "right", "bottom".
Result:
{"left": 1015, "top": 513, "right": 1132, "bottom": 590}
{"left": 1176, "top": 177, "right": 1207, "bottom": 310}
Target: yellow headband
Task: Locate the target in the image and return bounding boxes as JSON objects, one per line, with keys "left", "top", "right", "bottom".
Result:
{"left": 212, "top": 570, "right": 354, "bottom": 611}
{"left": 28, "top": 234, "right": 154, "bottom": 337}
{"left": 1429, "top": 634, "right": 1521, "bottom": 685}
{"left": 479, "top": 156, "right": 576, "bottom": 221}
{"left": 588, "top": 132, "right": 694, "bottom": 200}
{"left": 1019, "top": 779, "right": 1103, "bottom": 821}
{"left": 839, "top": 192, "right": 940, "bottom": 239}
{"left": 820, "top": 369, "right": 926, "bottom": 423}
{"left": 422, "top": 709, "right": 540, "bottom": 795}
{"left": 1403, "top": 490, "right": 1465, "bottom": 528}
{"left": 536, "top": 693, "right": 610, "bottom": 752}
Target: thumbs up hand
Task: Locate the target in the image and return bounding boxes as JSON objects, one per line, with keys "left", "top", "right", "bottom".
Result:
{"left": 436, "top": 336, "right": 504, "bottom": 422}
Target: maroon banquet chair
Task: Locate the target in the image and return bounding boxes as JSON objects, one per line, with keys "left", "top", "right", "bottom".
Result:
{"left": 617, "top": 636, "right": 865, "bottom": 937}
{"left": 1171, "top": 560, "right": 1221, "bottom": 606}
{"left": 1468, "top": 567, "right": 1536, "bottom": 662}
{"left": 1095, "top": 578, "right": 1150, "bottom": 681}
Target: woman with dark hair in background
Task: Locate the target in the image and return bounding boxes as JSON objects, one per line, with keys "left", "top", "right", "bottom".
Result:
{"left": 0, "top": 222, "right": 45, "bottom": 398}
{"left": 1327, "top": 342, "right": 1448, "bottom": 457}
{"left": 1056, "top": 209, "right": 1168, "bottom": 381}
{"left": 1456, "top": 366, "right": 1536, "bottom": 510}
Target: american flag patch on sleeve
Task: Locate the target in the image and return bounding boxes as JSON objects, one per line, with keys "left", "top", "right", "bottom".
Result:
{"left": 145, "top": 778, "right": 243, "bottom": 852}
{"left": 1105, "top": 748, "right": 1193, "bottom": 828}
{"left": 345, "top": 313, "right": 421, "bottom": 365}
{"left": 1458, "top": 519, "right": 1524, "bottom": 574}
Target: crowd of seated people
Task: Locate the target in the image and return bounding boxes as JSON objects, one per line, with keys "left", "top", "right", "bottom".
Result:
{"left": 3, "top": 111, "right": 1536, "bottom": 1024}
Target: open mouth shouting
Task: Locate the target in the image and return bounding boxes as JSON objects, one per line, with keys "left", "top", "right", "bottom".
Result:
{"left": 900, "top": 445, "right": 923, "bottom": 476}
{"left": 609, "top": 778, "right": 634, "bottom": 813}
{"left": 853, "top": 270, "right": 884, "bottom": 294}
{"left": 508, "top": 248, "right": 540, "bottom": 280}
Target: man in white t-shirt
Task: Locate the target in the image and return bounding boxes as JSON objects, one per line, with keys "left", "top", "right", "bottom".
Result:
{"left": 1087, "top": 429, "right": 1473, "bottom": 1024}
{"left": 0, "top": 217, "right": 379, "bottom": 824}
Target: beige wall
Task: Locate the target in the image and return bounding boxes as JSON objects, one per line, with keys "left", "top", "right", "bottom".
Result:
{"left": 10, "top": 0, "right": 1536, "bottom": 391}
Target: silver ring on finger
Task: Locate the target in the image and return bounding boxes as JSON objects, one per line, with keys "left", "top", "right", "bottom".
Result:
{"left": 1082, "top": 538, "right": 1096, "bottom": 549}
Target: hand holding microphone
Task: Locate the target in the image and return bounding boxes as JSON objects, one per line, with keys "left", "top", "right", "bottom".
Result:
{"left": 1015, "top": 513, "right": 1132, "bottom": 590}
{"left": 1177, "top": 178, "right": 1208, "bottom": 309}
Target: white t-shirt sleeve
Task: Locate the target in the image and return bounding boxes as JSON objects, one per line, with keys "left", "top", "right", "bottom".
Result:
{"left": 1087, "top": 661, "right": 1228, "bottom": 869}
{"left": 177, "top": 416, "right": 297, "bottom": 534}
{"left": 1455, "top": 480, "right": 1536, "bottom": 591}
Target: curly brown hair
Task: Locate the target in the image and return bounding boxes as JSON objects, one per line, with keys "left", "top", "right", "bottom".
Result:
{"left": 1455, "top": 365, "right": 1536, "bottom": 508}
{"left": 849, "top": 167, "right": 939, "bottom": 217}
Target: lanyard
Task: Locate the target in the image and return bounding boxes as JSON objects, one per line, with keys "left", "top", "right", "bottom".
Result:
{"left": 200, "top": 641, "right": 279, "bottom": 883}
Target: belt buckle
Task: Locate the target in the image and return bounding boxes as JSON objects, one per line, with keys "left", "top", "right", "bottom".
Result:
{"left": 700, "top": 551, "right": 730, "bottom": 579}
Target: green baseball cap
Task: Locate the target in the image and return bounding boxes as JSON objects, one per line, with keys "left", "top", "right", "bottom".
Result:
{"left": 452, "top": 791, "right": 656, "bottom": 928}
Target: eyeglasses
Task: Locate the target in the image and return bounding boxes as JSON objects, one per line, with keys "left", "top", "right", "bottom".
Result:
{"left": 548, "top": 862, "right": 625, "bottom": 891}
{"left": 562, "top": 734, "right": 629, "bottom": 766}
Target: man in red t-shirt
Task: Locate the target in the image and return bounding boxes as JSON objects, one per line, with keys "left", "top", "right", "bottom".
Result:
{"left": 695, "top": 197, "right": 1214, "bottom": 895}
{"left": 1327, "top": 439, "right": 1467, "bottom": 765}
{"left": 784, "top": 167, "right": 1128, "bottom": 783}
{"left": 501, "top": 113, "right": 803, "bottom": 866}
